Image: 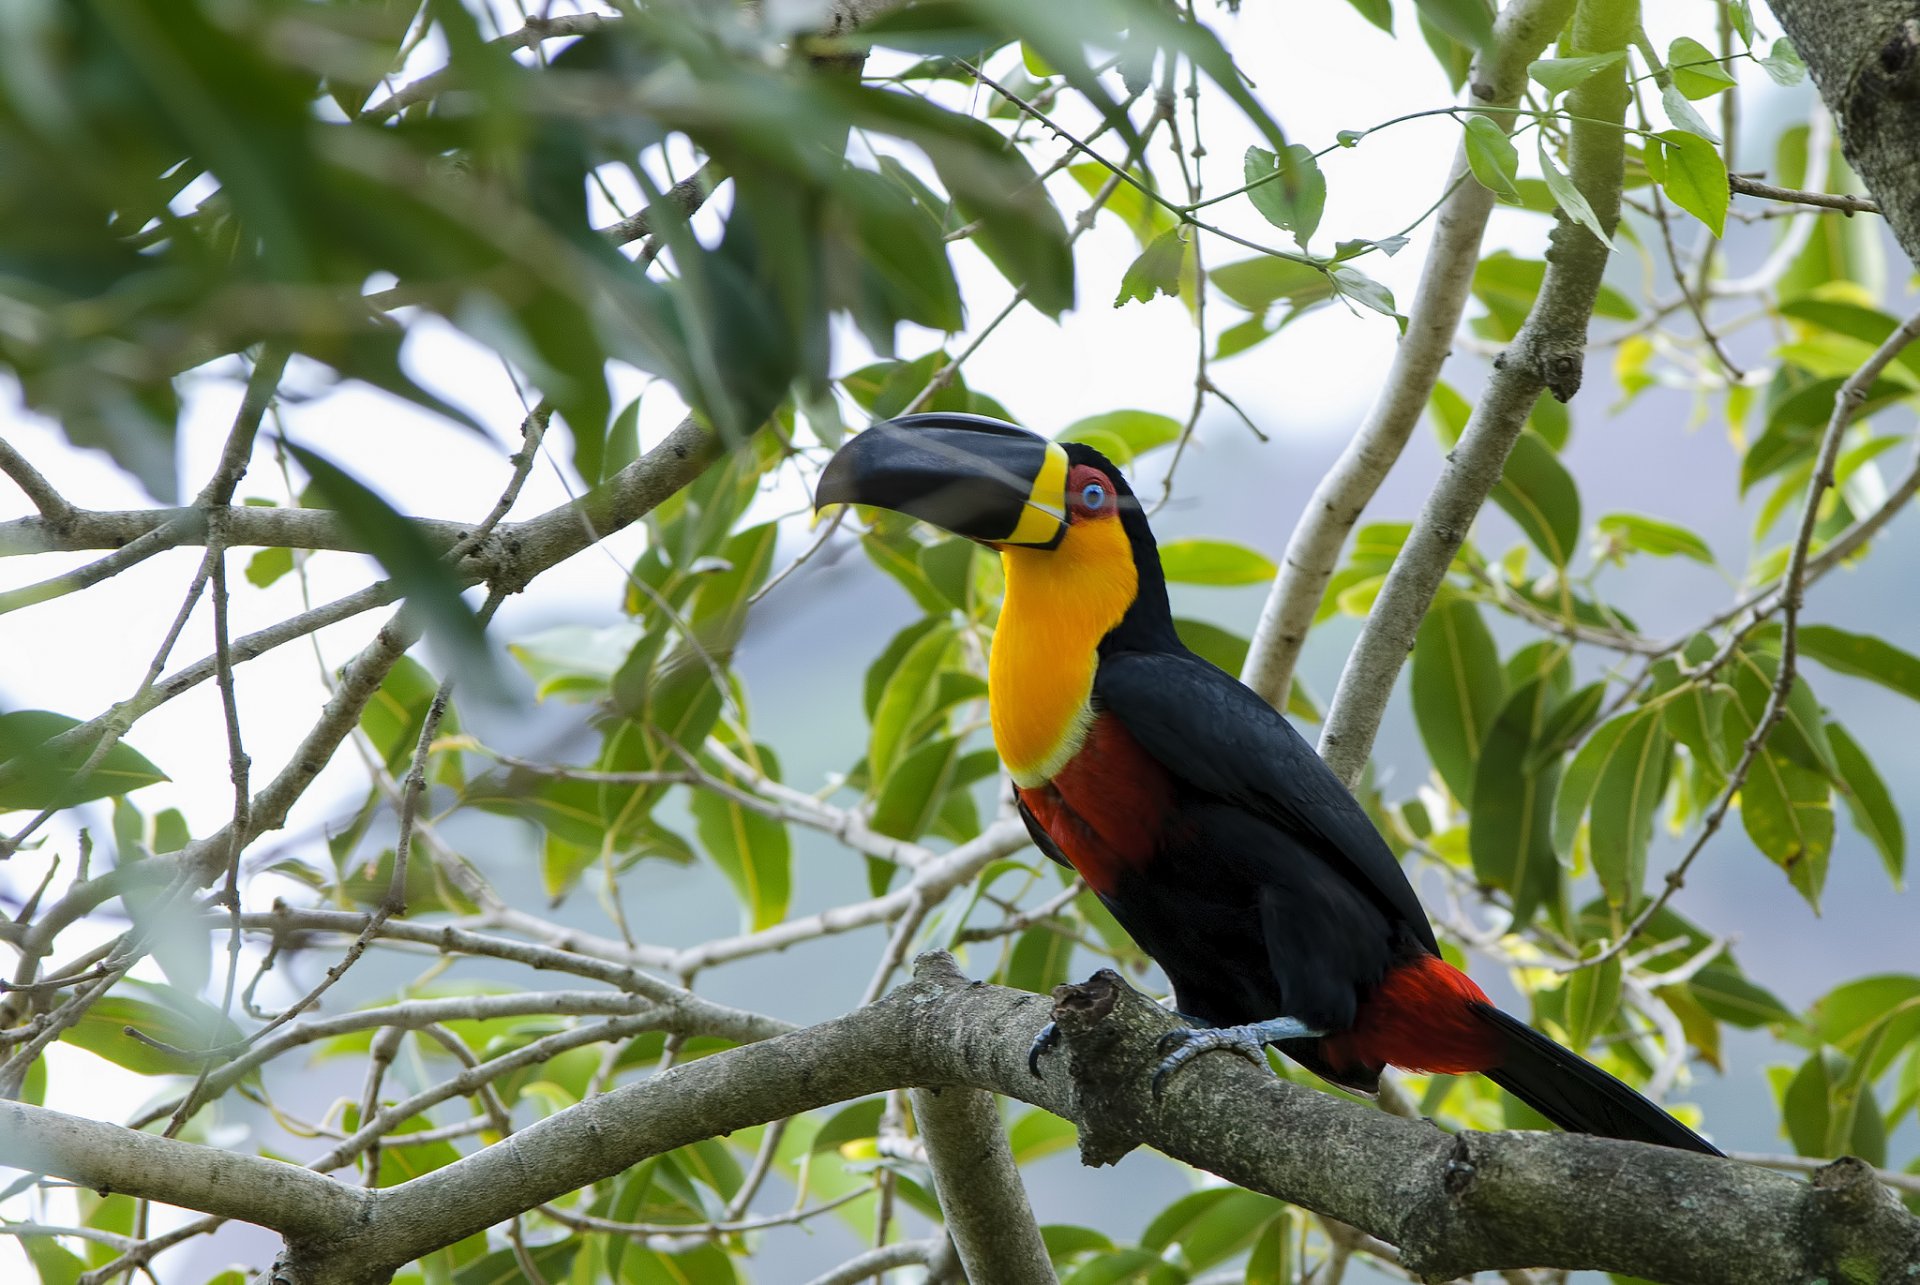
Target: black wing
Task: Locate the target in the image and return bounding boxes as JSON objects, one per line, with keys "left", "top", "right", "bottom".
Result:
{"left": 1093, "top": 648, "right": 1438, "bottom": 957}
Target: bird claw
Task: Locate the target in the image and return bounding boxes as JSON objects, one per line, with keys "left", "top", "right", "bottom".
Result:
{"left": 1028, "top": 1021, "right": 1061, "bottom": 1077}
{"left": 1150, "top": 1016, "right": 1321, "bottom": 1098}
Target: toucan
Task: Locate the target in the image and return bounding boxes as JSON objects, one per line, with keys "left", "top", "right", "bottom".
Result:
{"left": 815, "top": 412, "right": 1719, "bottom": 1155}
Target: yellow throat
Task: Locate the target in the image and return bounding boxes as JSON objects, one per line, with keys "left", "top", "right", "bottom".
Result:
{"left": 989, "top": 516, "right": 1139, "bottom": 788}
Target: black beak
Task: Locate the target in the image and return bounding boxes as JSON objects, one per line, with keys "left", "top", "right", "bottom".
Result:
{"left": 814, "top": 413, "right": 1067, "bottom": 547}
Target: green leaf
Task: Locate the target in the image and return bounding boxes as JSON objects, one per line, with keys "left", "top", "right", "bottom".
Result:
{"left": 1411, "top": 595, "right": 1506, "bottom": 807}
{"left": 1492, "top": 429, "right": 1580, "bottom": 566}
{"left": 1115, "top": 228, "right": 1187, "bottom": 306}
{"left": 288, "top": 442, "right": 493, "bottom": 681}
{"left": 1461, "top": 116, "right": 1521, "bottom": 203}
{"left": 1795, "top": 625, "right": 1920, "bottom": 703}
{"left": 1668, "top": 36, "right": 1737, "bottom": 99}
{"left": 1657, "top": 130, "right": 1729, "bottom": 237}
{"left": 1538, "top": 137, "right": 1612, "bottom": 248}
{"left": 1470, "top": 677, "right": 1564, "bottom": 925}
{"left": 1691, "top": 964, "right": 1796, "bottom": 1029}
{"left": 20, "top": 1234, "right": 84, "bottom": 1285}
{"left": 870, "top": 734, "right": 965, "bottom": 842}
{"left": 1553, "top": 711, "right": 1633, "bottom": 859}
{"left": 1059, "top": 410, "right": 1182, "bottom": 464}
{"left": 1528, "top": 52, "right": 1625, "bottom": 97}
{"left": 1006, "top": 924, "right": 1075, "bottom": 995}
{"left": 1596, "top": 513, "right": 1715, "bottom": 564}
{"left": 1759, "top": 37, "right": 1805, "bottom": 86}
{"left": 690, "top": 752, "right": 792, "bottom": 931}
{"left": 1244, "top": 145, "right": 1325, "bottom": 247}
{"left": 1724, "top": 645, "right": 1836, "bottom": 775}
{"left": 1158, "top": 538, "right": 1277, "bottom": 585}
{"left": 452, "top": 1239, "right": 581, "bottom": 1285}
{"left": 1329, "top": 265, "right": 1401, "bottom": 321}
{"left": 869, "top": 622, "right": 957, "bottom": 785}
{"left": 1589, "top": 709, "right": 1670, "bottom": 910}
{"left": 1472, "top": 252, "right": 1635, "bottom": 341}
{"left": 1661, "top": 82, "right": 1721, "bottom": 141}
{"left": 0, "top": 711, "right": 167, "bottom": 812}
{"left": 1740, "top": 747, "right": 1833, "bottom": 910}
{"left": 1564, "top": 953, "right": 1623, "bottom": 1049}
{"left": 1829, "top": 723, "right": 1904, "bottom": 885}
{"left": 1209, "top": 256, "right": 1335, "bottom": 312}
{"left": 1414, "top": 0, "right": 1493, "bottom": 50}
{"left": 62, "top": 981, "right": 246, "bottom": 1076}
{"left": 244, "top": 545, "right": 294, "bottom": 588}
{"left": 1342, "top": 0, "right": 1392, "bottom": 31}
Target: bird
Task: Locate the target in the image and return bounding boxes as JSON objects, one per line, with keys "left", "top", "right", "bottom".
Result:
{"left": 814, "top": 410, "right": 1719, "bottom": 1156}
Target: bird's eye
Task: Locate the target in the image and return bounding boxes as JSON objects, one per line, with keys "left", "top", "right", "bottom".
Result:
{"left": 1081, "top": 481, "right": 1107, "bottom": 510}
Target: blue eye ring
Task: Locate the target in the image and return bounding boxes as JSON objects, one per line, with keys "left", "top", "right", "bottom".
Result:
{"left": 1080, "top": 481, "right": 1107, "bottom": 510}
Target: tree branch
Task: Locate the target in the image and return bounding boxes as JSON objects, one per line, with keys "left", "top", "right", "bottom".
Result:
{"left": 4, "top": 953, "right": 1912, "bottom": 1285}
{"left": 1767, "top": 0, "right": 1920, "bottom": 264}
{"left": 910, "top": 1085, "right": 1055, "bottom": 1285}
{"left": 1240, "top": 0, "right": 1577, "bottom": 710}
{"left": 1318, "top": 0, "right": 1636, "bottom": 785}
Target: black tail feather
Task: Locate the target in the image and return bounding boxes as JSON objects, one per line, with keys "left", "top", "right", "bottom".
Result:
{"left": 1475, "top": 1004, "right": 1722, "bottom": 1156}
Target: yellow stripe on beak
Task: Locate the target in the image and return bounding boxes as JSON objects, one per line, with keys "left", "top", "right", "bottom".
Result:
{"left": 1003, "top": 441, "right": 1069, "bottom": 546}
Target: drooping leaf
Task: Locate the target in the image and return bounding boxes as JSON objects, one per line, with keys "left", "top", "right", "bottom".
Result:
{"left": 0, "top": 711, "right": 168, "bottom": 812}
{"left": 1461, "top": 115, "right": 1521, "bottom": 203}
{"left": 1588, "top": 709, "right": 1670, "bottom": 910}
{"left": 1829, "top": 722, "right": 1905, "bottom": 885}
{"left": 1411, "top": 595, "right": 1506, "bottom": 807}
{"left": 1470, "top": 676, "right": 1564, "bottom": 925}
{"left": 1657, "top": 129, "right": 1729, "bottom": 237}
{"left": 1491, "top": 429, "right": 1581, "bottom": 566}
{"left": 1114, "top": 228, "right": 1188, "bottom": 306}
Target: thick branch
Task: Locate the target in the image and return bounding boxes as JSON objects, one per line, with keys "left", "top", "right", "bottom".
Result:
{"left": 8, "top": 955, "right": 1914, "bottom": 1285}
{"left": 910, "top": 1085, "right": 1055, "bottom": 1285}
{"left": 1241, "top": 0, "right": 1577, "bottom": 710}
{"left": 1768, "top": 0, "right": 1920, "bottom": 265}
{"left": 1319, "top": 0, "right": 1635, "bottom": 785}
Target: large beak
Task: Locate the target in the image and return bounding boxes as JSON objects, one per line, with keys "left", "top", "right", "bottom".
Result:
{"left": 814, "top": 413, "right": 1068, "bottom": 548}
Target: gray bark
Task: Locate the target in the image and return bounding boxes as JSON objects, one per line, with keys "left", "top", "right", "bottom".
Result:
{"left": 5, "top": 954, "right": 1914, "bottom": 1285}
{"left": 1768, "top": 0, "right": 1920, "bottom": 265}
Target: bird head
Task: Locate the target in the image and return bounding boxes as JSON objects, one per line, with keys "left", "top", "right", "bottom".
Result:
{"left": 812, "top": 412, "right": 1139, "bottom": 550}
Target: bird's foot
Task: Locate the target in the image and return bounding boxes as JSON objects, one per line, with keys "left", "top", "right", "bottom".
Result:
{"left": 1028, "top": 1021, "right": 1061, "bottom": 1077}
{"left": 1151, "top": 1016, "right": 1322, "bottom": 1098}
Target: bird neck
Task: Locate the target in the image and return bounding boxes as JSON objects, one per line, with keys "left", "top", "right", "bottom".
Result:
{"left": 989, "top": 517, "right": 1140, "bottom": 788}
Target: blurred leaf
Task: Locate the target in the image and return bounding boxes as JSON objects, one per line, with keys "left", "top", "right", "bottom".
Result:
{"left": 1691, "top": 964, "right": 1796, "bottom": 1029}
{"left": 1414, "top": 0, "right": 1493, "bottom": 50}
{"left": 1342, "top": 0, "right": 1393, "bottom": 31}
{"left": 1010, "top": 1109, "right": 1078, "bottom": 1165}
{"left": 1528, "top": 52, "right": 1625, "bottom": 97}
{"left": 0, "top": 711, "right": 167, "bottom": 812}
{"left": 1792, "top": 625, "right": 1920, "bottom": 703}
{"left": 1059, "top": 410, "right": 1181, "bottom": 464}
{"left": 63, "top": 981, "right": 245, "bottom": 1076}
{"left": 452, "top": 1239, "right": 580, "bottom": 1285}
{"left": 1760, "top": 37, "right": 1806, "bottom": 85}
{"left": 1829, "top": 723, "right": 1904, "bottom": 884}
{"left": 245, "top": 545, "right": 294, "bottom": 588}
{"left": 1006, "top": 924, "right": 1075, "bottom": 994}
{"left": 288, "top": 442, "right": 493, "bottom": 681}
{"left": 1159, "top": 538, "right": 1277, "bottom": 585}
{"left": 1473, "top": 252, "right": 1634, "bottom": 341}
{"left": 1209, "top": 257, "right": 1335, "bottom": 313}
{"left": 1411, "top": 595, "right": 1505, "bottom": 807}
{"left": 1596, "top": 513, "right": 1715, "bottom": 564}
